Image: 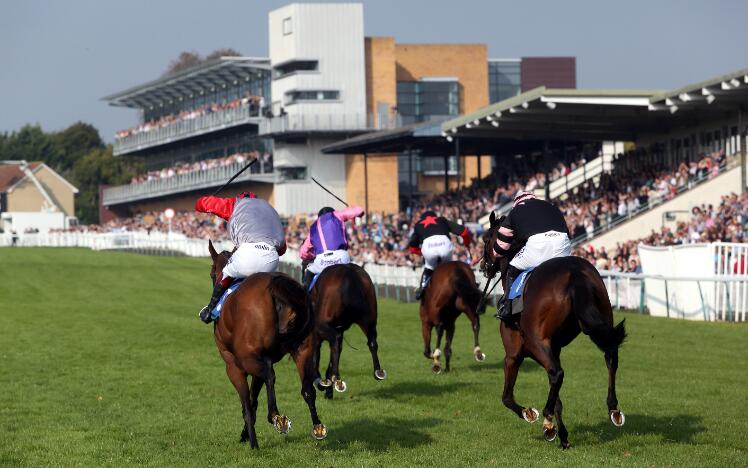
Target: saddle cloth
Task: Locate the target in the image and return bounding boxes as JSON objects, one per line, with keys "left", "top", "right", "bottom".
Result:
{"left": 211, "top": 279, "right": 244, "bottom": 320}
{"left": 507, "top": 268, "right": 535, "bottom": 300}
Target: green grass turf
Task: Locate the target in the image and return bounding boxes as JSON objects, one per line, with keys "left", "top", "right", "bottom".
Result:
{"left": 1, "top": 248, "right": 747, "bottom": 467}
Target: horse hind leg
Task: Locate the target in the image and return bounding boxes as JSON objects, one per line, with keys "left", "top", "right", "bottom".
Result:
{"left": 463, "top": 304, "right": 486, "bottom": 362}
{"left": 605, "top": 349, "right": 625, "bottom": 427}
{"left": 502, "top": 352, "right": 536, "bottom": 422}
{"left": 294, "top": 335, "right": 327, "bottom": 440}
{"left": 421, "top": 320, "right": 433, "bottom": 360}
{"left": 360, "top": 322, "right": 386, "bottom": 380}
{"left": 431, "top": 322, "right": 446, "bottom": 374}
{"left": 225, "top": 361, "right": 259, "bottom": 448}
{"left": 330, "top": 331, "right": 347, "bottom": 394}
{"left": 444, "top": 322, "right": 455, "bottom": 372}
{"left": 262, "top": 358, "right": 291, "bottom": 435}
{"left": 534, "top": 344, "right": 566, "bottom": 447}
{"left": 554, "top": 397, "right": 570, "bottom": 449}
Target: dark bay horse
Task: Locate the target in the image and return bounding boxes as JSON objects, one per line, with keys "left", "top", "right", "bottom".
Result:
{"left": 207, "top": 241, "right": 326, "bottom": 449}
{"left": 419, "top": 261, "right": 486, "bottom": 373}
{"left": 310, "top": 263, "right": 386, "bottom": 399}
{"left": 481, "top": 212, "right": 626, "bottom": 449}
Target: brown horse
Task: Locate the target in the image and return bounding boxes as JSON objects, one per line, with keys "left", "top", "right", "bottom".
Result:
{"left": 207, "top": 240, "right": 326, "bottom": 449}
{"left": 310, "top": 263, "right": 386, "bottom": 399}
{"left": 419, "top": 261, "right": 486, "bottom": 374}
{"left": 481, "top": 212, "right": 626, "bottom": 449}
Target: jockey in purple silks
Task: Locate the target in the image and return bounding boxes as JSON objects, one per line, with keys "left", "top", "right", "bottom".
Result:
{"left": 300, "top": 205, "right": 365, "bottom": 290}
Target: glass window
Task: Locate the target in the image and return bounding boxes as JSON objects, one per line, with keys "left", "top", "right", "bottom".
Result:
{"left": 285, "top": 90, "right": 339, "bottom": 104}
{"left": 488, "top": 60, "right": 522, "bottom": 103}
{"left": 282, "top": 17, "right": 292, "bottom": 35}
{"left": 273, "top": 60, "right": 319, "bottom": 79}
{"left": 396, "top": 80, "right": 460, "bottom": 123}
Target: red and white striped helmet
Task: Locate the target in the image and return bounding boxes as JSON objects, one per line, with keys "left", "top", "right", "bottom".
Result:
{"left": 513, "top": 190, "right": 536, "bottom": 207}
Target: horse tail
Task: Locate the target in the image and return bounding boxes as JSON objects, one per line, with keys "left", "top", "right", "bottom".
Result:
{"left": 568, "top": 267, "right": 626, "bottom": 353}
{"left": 453, "top": 263, "right": 483, "bottom": 314}
{"left": 268, "top": 274, "right": 313, "bottom": 352}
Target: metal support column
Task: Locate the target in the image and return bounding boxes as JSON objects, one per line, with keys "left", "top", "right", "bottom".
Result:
{"left": 364, "top": 152, "right": 369, "bottom": 216}
{"left": 408, "top": 147, "right": 414, "bottom": 209}
{"left": 740, "top": 108, "right": 746, "bottom": 194}
{"left": 543, "top": 140, "right": 550, "bottom": 200}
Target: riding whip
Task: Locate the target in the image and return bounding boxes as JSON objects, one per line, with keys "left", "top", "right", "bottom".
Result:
{"left": 210, "top": 158, "right": 258, "bottom": 196}
{"left": 311, "top": 176, "right": 349, "bottom": 207}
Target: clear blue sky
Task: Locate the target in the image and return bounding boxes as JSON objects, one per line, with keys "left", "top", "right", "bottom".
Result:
{"left": 1, "top": 0, "right": 746, "bottom": 142}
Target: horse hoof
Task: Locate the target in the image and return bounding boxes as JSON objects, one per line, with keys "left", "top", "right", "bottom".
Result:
{"left": 560, "top": 441, "right": 571, "bottom": 450}
{"left": 474, "top": 351, "right": 486, "bottom": 362}
{"left": 610, "top": 410, "right": 625, "bottom": 427}
{"left": 522, "top": 408, "right": 539, "bottom": 423}
{"left": 374, "top": 369, "right": 387, "bottom": 380}
{"left": 334, "top": 379, "right": 347, "bottom": 393}
{"left": 272, "top": 415, "right": 291, "bottom": 435}
{"left": 543, "top": 425, "right": 558, "bottom": 442}
{"left": 317, "top": 378, "right": 333, "bottom": 388}
{"left": 312, "top": 423, "right": 328, "bottom": 440}
{"left": 431, "top": 363, "right": 442, "bottom": 374}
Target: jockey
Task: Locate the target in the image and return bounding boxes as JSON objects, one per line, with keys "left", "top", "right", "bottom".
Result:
{"left": 300, "top": 205, "right": 365, "bottom": 290}
{"left": 195, "top": 191, "right": 286, "bottom": 324}
{"left": 408, "top": 210, "right": 472, "bottom": 300}
{"left": 494, "top": 191, "right": 571, "bottom": 322}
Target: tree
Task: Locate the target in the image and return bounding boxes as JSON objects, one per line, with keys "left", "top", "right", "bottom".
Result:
{"left": 0, "top": 125, "right": 59, "bottom": 165}
{"left": 164, "top": 51, "right": 202, "bottom": 76}
{"left": 49, "top": 122, "right": 104, "bottom": 176}
{"left": 71, "top": 146, "right": 142, "bottom": 223}
{"left": 205, "top": 48, "right": 242, "bottom": 61}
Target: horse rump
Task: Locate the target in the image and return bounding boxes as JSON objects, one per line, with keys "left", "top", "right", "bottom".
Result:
{"left": 568, "top": 265, "right": 627, "bottom": 353}
{"left": 452, "top": 263, "right": 485, "bottom": 314}
{"left": 268, "top": 273, "right": 313, "bottom": 352}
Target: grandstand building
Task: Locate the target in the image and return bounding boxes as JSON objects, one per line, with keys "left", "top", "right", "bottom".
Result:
{"left": 101, "top": 2, "right": 576, "bottom": 217}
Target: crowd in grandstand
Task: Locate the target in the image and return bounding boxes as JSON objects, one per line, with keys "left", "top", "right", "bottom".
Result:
{"left": 47, "top": 146, "right": 742, "bottom": 273}
{"left": 129, "top": 151, "right": 271, "bottom": 185}
{"left": 115, "top": 94, "right": 263, "bottom": 139}
{"left": 563, "top": 150, "right": 727, "bottom": 241}
{"left": 577, "top": 191, "right": 748, "bottom": 272}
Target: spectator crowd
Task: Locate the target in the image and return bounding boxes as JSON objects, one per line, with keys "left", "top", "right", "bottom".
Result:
{"left": 129, "top": 151, "right": 272, "bottom": 185}
{"left": 115, "top": 95, "right": 263, "bottom": 139}
{"left": 49, "top": 146, "right": 743, "bottom": 272}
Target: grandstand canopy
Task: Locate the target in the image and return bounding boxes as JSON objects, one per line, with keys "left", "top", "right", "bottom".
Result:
{"left": 102, "top": 57, "right": 270, "bottom": 109}
{"left": 648, "top": 67, "right": 748, "bottom": 114}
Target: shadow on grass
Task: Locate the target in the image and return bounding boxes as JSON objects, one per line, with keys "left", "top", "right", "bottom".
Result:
{"left": 321, "top": 416, "right": 442, "bottom": 452}
{"left": 574, "top": 414, "right": 706, "bottom": 445}
{"left": 358, "top": 381, "right": 473, "bottom": 400}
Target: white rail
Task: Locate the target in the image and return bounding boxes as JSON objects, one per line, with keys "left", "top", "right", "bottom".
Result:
{"left": 2, "top": 233, "right": 744, "bottom": 321}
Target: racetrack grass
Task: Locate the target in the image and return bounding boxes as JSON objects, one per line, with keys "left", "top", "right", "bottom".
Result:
{"left": 1, "top": 248, "right": 747, "bottom": 467}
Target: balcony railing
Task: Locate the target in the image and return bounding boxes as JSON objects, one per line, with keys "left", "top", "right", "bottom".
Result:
{"left": 113, "top": 104, "right": 262, "bottom": 155}
{"left": 259, "top": 112, "right": 402, "bottom": 135}
{"left": 102, "top": 159, "right": 274, "bottom": 206}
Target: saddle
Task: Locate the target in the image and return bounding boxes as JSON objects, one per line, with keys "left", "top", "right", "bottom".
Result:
{"left": 507, "top": 268, "right": 534, "bottom": 316}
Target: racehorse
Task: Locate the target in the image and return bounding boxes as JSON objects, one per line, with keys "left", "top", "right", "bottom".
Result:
{"left": 310, "top": 263, "right": 386, "bottom": 399}
{"left": 481, "top": 212, "right": 626, "bottom": 449}
{"left": 419, "top": 261, "right": 486, "bottom": 374}
{"left": 207, "top": 240, "right": 327, "bottom": 449}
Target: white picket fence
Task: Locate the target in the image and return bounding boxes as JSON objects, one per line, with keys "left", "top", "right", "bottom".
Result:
{"left": 2, "top": 231, "right": 745, "bottom": 321}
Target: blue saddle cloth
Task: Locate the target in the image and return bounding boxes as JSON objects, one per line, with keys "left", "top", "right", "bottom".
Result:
{"left": 211, "top": 279, "right": 245, "bottom": 320}
{"left": 507, "top": 268, "right": 534, "bottom": 300}
{"left": 307, "top": 273, "right": 321, "bottom": 292}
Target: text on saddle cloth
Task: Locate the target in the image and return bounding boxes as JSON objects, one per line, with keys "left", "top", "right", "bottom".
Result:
{"left": 211, "top": 278, "right": 245, "bottom": 320}
{"left": 507, "top": 268, "right": 535, "bottom": 301}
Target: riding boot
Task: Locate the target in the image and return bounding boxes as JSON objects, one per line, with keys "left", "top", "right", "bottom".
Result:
{"left": 199, "top": 278, "right": 231, "bottom": 324}
{"left": 415, "top": 268, "right": 433, "bottom": 300}
{"left": 302, "top": 268, "right": 315, "bottom": 291}
{"left": 496, "top": 266, "right": 521, "bottom": 322}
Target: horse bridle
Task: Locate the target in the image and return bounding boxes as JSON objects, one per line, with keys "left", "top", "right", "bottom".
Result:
{"left": 477, "top": 221, "right": 503, "bottom": 311}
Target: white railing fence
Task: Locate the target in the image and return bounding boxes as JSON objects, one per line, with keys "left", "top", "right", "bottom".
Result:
{"left": 2, "top": 233, "right": 745, "bottom": 321}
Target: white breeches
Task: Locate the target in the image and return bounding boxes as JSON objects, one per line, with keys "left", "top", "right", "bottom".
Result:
{"left": 422, "top": 235, "right": 453, "bottom": 270}
{"left": 307, "top": 249, "right": 351, "bottom": 274}
{"left": 509, "top": 231, "right": 571, "bottom": 271}
{"left": 222, "top": 242, "right": 279, "bottom": 279}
